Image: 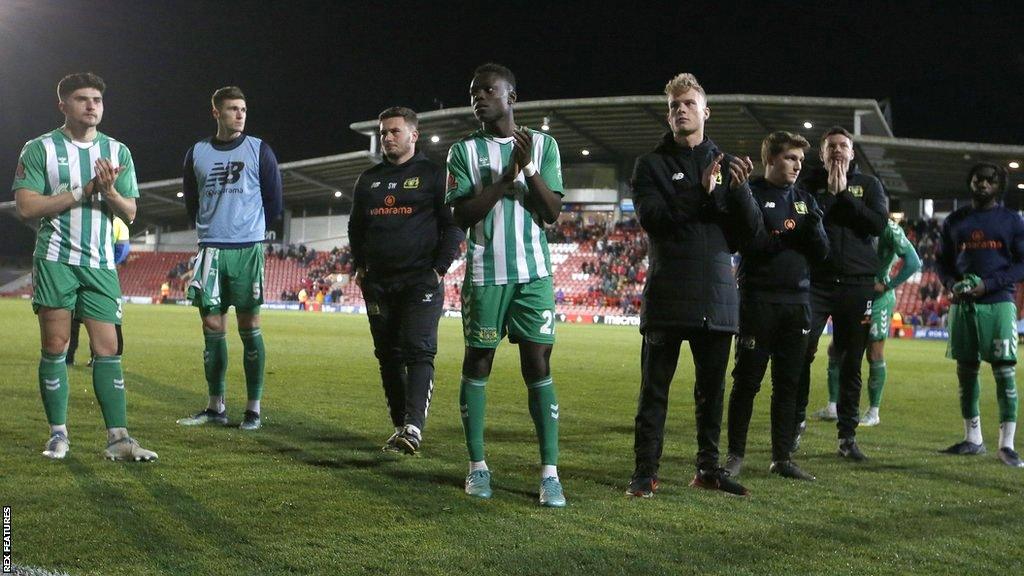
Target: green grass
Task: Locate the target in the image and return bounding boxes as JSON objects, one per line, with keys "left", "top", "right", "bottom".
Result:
{"left": 0, "top": 298, "right": 1021, "bottom": 576}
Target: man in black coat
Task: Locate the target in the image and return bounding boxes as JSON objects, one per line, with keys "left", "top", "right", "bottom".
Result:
{"left": 349, "top": 106, "right": 464, "bottom": 455}
{"left": 626, "top": 73, "right": 762, "bottom": 498}
{"left": 795, "top": 126, "right": 888, "bottom": 461}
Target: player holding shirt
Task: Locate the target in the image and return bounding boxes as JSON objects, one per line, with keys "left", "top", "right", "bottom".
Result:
{"left": 446, "top": 63, "right": 566, "bottom": 507}
{"left": 937, "top": 163, "right": 1024, "bottom": 468}
{"left": 815, "top": 216, "right": 921, "bottom": 426}
{"left": 13, "top": 72, "right": 156, "bottom": 461}
{"left": 177, "top": 86, "right": 283, "bottom": 431}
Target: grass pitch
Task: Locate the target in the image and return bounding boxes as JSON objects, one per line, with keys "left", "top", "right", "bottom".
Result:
{"left": 0, "top": 299, "right": 1021, "bottom": 576}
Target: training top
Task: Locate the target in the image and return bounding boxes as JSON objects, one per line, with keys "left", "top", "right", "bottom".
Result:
{"left": 938, "top": 204, "right": 1024, "bottom": 304}
{"left": 183, "top": 134, "right": 283, "bottom": 247}
{"left": 349, "top": 151, "right": 464, "bottom": 283}
{"left": 12, "top": 129, "right": 139, "bottom": 269}
{"left": 445, "top": 128, "right": 563, "bottom": 286}
{"left": 876, "top": 220, "right": 921, "bottom": 291}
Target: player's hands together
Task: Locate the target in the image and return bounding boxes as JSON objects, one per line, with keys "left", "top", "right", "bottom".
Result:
{"left": 827, "top": 158, "right": 849, "bottom": 195}
{"left": 84, "top": 158, "right": 121, "bottom": 198}
{"left": 728, "top": 156, "right": 754, "bottom": 190}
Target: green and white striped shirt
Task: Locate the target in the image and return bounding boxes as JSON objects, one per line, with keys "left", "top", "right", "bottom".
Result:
{"left": 445, "top": 128, "right": 563, "bottom": 286}
{"left": 12, "top": 129, "right": 139, "bottom": 269}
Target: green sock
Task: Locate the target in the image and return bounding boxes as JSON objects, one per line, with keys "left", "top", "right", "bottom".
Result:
{"left": 460, "top": 376, "right": 487, "bottom": 462}
{"left": 92, "top": 355, "right": 127, "bottom": 428}
{"left": 204, "top": 331, "right": 227, "bottom": 397}
{"left": 867, "top": 360, "right": 887, "bottom": 408}
{"left": 957, "top": 362, "right": 981, "bottom": 419}
{"left": 827, "top": 355, "right": 840, "bottom": 404}
{"left": 993, "top": 364, "right": 1018, "bottom": 423}
{"left": 527, "top": 376, "right": 559, "bottom": 466}
{"left": 239, "top": 327, "right": 266, "bottom": 402}
{"left": 39, "top": 350, "right": 69, "bottom": 426}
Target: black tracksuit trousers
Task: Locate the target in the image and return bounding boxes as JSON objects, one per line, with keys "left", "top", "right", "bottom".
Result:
{"left": 727, "top": 300, "right": 810, "bottom": 462}
{"left": 796, "top": 281, "right": 875, "bottom": 440}
{"left": 364, "top": 276, "right": 444, "bottom": 431}
{"left": 634, "top": 328, "right": 733, "bottom": 475}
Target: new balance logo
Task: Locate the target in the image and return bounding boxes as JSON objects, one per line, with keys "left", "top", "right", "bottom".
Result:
{"left": 209, "top": 161, "right": 244, "bottom": 185}
{"left": 764, "top": 201, "right": 776, "bottom": 208}
{"left": 113, "top": 378, "right": 125, "bottom": 390}
{"left": 671, "top": 172, "right": 685, "bottom": 181}
{"left": 44, "top": 378, "right": 61, "bottom": 391}
{"left": 550, "top": 404, "right": 559, "bottom": 420}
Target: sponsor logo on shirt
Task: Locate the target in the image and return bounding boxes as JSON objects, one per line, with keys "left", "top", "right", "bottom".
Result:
{"left": 784, "top": 218, "right": 796, "bottom": 230}
{"left": 370, "top": 194, "right": 413, "bottom": 216}
{"left": 403, "top": 177, "right": 420, "bottom": 189}
{"left": 208, "top": 161, "right": 244, "bottom": 186}
{"left": 794, "top": 201, "right": 808, "bottom": 214}
{"left": 848, "top": 185, "right": 864, "bottom": 197}
{"left": 964, "top": 229, "right": 1004, "bottom": 250}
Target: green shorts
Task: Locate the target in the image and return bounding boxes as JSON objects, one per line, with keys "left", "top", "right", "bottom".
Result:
{"left": 947, "top": 301, "right": 1018, "bottom": 363}
{"left": 187, "top": 245, "right": 265, "bottom": 316}
{"left": 869, "top": 290, "right": 896, "bottom": 342}
{"left": 462, "top": 276, "right": 556, "bottom": 348}
{"left": 32, "top": 258, "right": 123, "bottom": 324}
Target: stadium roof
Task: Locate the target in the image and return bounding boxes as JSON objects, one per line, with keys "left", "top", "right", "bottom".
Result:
{"left": 126, "top": 94, "right": 1024, "bottom": 226}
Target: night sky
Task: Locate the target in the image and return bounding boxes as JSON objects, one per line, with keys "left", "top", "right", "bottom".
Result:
{"left": 2, "top": 1, "right": 1022, "bottom": 194}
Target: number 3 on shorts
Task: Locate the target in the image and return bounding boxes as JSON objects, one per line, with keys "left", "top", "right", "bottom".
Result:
{"left": 539, "top": 310, "right": 554, "bottom": 335}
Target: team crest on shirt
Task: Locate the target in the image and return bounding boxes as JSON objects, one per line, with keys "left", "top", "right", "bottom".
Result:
{"left": 403, "top": 177, "right": 420, "bottom": 189}
{"left": 848, "top": 185, "right": 864, "bottom": 197}
{"left": 714, "top": 172, "right": 723, "bottom": 185}
{"left": 794, "top": 201, "right": 808, "bottom": 214}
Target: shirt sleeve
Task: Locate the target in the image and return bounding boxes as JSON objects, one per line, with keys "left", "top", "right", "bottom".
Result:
{"left": 885, "top": 225, "right": 922, "bottom": 289}
{"left": 182, "top": 146, "right": 199, "bottom": 224}
{"left": 540, "top": 135, "right": 564, "bottom": 196}
{"left": 444, "top": 142, "right": 474, "bottom": 205}
{"left": 115, "top": 144, "right": 140, "bottom": 199}
{"left": 11, "top": 140, "right": 47, "bottom": 194}
{"left": 433, "top": 165, "right": 465, "bottom": 273}
{"left": 259, "top": 141, "right": 284, "bottom": 227}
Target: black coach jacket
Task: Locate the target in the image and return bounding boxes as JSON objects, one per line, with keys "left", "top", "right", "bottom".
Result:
{"left": 631, "top": 132, "right": 763, "bottom": 333}
{"left": 797, "top": 164, "right": 888, "bottom": 284}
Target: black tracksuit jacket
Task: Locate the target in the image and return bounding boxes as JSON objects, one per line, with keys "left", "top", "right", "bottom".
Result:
{"left": 797, "top": 165, "right": 888, "bottom": 283}
{"left": 348, "top": 152, "right": 464, "bottom": 284}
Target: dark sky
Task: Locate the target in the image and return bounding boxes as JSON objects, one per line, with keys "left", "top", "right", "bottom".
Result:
{"left": 2, "top": 0, "right": 1023, "bottom": 189}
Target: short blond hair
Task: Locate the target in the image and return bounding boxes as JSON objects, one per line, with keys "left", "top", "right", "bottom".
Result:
{"left": 664, "top": 73, "right": 706, "bottom": 99}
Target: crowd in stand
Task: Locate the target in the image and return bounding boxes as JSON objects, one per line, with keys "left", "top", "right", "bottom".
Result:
{"left": 159, "top": 216, "right": 964, "bottom": 324}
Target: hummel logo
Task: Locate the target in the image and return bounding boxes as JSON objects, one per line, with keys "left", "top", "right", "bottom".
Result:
{"left": 57, "top": 156, "right": 68, "bottom": 166}
{"left": 246, "top": 351, "right": 259, "bottom": 361}
{"left": 422, "top": 293, "right": 434, "bottom": 303}
{"left": 671, "top": 172, "right": 685, "bottom": 181}
{"left": 801, "top": 328, "right": 811, "bottom": 335}
{"left": 113, "top": 378, "right": 125, "bottom": 390}
{"left": 44, "top": 378, "right": 61, "bottom": 391}
{"left": 550, "top": 403, "right": 559, "bottom": 420}
{"left": 460, "top": 403, "right": 469, "bottom": 418}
